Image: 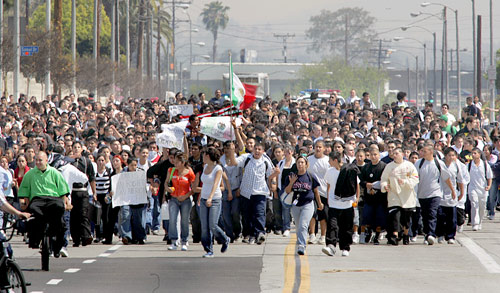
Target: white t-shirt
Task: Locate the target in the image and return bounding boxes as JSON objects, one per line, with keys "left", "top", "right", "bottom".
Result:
{"left": 200, "top": 164, "right": 223, "bottom": 200}
{"left": 467, "top": 160, "right": 493, "bottom": 192}
{"left": 307, "top": 155, "right": 330, "bottom": 198}
{"left": 324, "top": 167, "right": 359, "bottom": 209}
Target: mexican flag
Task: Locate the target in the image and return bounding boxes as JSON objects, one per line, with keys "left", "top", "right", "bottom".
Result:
{"left": 230, "top": 56, "right": 245, "bottom": 108}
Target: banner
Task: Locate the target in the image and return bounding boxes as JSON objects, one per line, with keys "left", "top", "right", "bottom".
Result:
{"left": 200, "top": 116, "right": 241, "bottom": 142}
{"left": 179, "top": 106, "right": 242, "bottom": 121}
{"left": 157, "top": 121, "right": 188, "bottom": 151}
{"left": 169, "top": 104, "right": 193, "bottom": 118}
{"left": 111, "top": 171, "right": 148, "bottom": 207}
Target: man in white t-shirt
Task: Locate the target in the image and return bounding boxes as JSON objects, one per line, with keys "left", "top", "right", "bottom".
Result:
{"left": 467, "top": 148, "right": 493, "bottom": 231}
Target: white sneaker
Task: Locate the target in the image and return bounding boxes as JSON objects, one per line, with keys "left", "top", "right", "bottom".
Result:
{"left": 352, "top": 232, "right": 360, "bottom": 244}
{"left": 321, "top": 244, "right": 336, "bottom": 257}
{"left": 181, "top": 244, "right": 188, "bottom": 251}
{"left": 152, "top": 230, "right": 160, "bottom": 235}
{"left": 427, "top": 235, "right": 436, "bottom": 245}
{"left": 168, "top": 243, "right": 178, "bottom": 250}
{"left": 447, "top": 239, "right": 455, "bottom": 244}
{"left": 488, "top": 215, "right": 495, "bottom": 220}
{"left": 341, "top": 250, "right": 350, "bottom": 257}
{"left": 359, "top": 232, "right": 366, "bottom": 244}
{"left": 60, "top": 247, "right": 69, "bottom": 257}
{"left": 283, "top": 230, "right": 290, "bottom": 237}
{"left": 472, "top": 225, "right": 479, "bottom": 231}
{"left": 457, "top": 225, "right": 464, "bottom": 233}
{"left": 410, "top": 236, "right": 417, "bottom": 243}
{"left": 438, "top": 236, "right": 445, "bottom": 244}
{"left": 478, "top": 224, "right": 482, "bottom": 230}
{"left": 308, "top": 234, "right": 317, "bottom": 244}
{"left": 318, "top": 236, "right": 326, "bottom": 245}
{"left": 424, "top": 240, "right": 429, "bottom": 245}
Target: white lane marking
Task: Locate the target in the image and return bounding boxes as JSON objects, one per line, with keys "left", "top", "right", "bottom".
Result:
{"left": 64, "top": 268, "right": 80, "bottom": 273}
{"left": 46, "top": 279, "right": 63, "bottom": 285}
{"left": 30, "top": 291, "right": 44, "bottom": 293}
{"left": 458, "top": 236, "right": 500, "bottom": 273}
{"left": 108, "top": 244, "right": 122, "bottom": 251}
{"left": 98, "top": 253, "right": 111, "bottom": 257}
{"left": 83, "top": 259, "right": 96, "bottom": 264}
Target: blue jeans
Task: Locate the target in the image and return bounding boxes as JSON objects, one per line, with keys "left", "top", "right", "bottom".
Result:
{"left": 488, "top": 179, "right": 499, "bottom": 216}
{"left": 250, "top": 194, "right": 267, "bottom": 238}
{"left": 436, "top": 206, "right": 457, "bottom": 240}
{"left": 200, "top": 198, "right": 228, "bottom": 253}
{"left": 151, "top": 195, "right": 161, "bottom": 231}
{"left": 120, "top": 204, "right": 147, "bottom": 241}
{"left": 222, "top": 190, "right": 241, "bottom": 240}
{"left": 168, "top": 197, "right": 192, "bottom": 243}
{"left": 63, "top": 210, "right": 70, "bottom": 248}
{"left": 419, "top": 197, "right": 441, "bottom": 239}
{"left": 290, "top": 201, "right": 315, "bottom": 248}
{"left": 277, "top": 189, "right": 291, "bottom": 231}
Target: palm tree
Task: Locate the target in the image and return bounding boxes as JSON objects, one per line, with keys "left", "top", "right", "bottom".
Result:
{"left": 200, "top": 1, "right": 229, "bottom": 62}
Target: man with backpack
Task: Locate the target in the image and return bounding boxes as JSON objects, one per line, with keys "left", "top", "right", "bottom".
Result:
{"left": 467, "top": 148, "right": 493, "bottom": 231}
{"left": 415, "top": 144, "right": 455, "bottom": 245}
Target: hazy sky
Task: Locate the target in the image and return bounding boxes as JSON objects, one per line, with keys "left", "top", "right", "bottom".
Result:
{"left": 173, "top": 0, "right": 500, "bottom": 69}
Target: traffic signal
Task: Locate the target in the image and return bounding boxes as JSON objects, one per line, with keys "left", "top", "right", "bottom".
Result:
{"left": 428, "top": 91, "right": 434, "bottom": 103}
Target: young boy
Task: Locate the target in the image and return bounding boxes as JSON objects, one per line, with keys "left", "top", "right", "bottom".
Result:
{"left": 467, "top": 148, "right": 493, "bottom": 231}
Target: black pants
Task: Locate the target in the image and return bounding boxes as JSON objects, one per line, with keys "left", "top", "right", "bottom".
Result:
{"left": 387, "top": 206, "right": 413, "bottom": 235}
{"left": 70, "top": 190, "right": 92, "bottom": 245}
{"left": 28, "top": 196, "right": 65, "bottom": 253}
{"left": 456, "top": 207, "right": 466, "bottom": 226}
{"left": 97, "top": 194, "right": 119, "bottom": 242}
{"left": 190, "top": 196, "right": 201, "bottom": 242}
{"left": 436, "top": 206, "right": 457, "bottom": 240}
{"left": 240, "top": 197, "right": 251, "bottom": 238}
{"left": 326, "top": 207, "right": 354, "bottom": 251}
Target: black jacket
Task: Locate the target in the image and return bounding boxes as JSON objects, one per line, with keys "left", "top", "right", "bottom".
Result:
{"left": 359, "top": 161, "right": 387, "bottom": 205}
{"left": 334, "top": 163, "right": 360, "bottom": 198}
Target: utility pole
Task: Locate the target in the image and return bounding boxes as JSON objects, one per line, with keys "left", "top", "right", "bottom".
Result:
{"left": 93, "top": 0, "right": 98, "bottom": 96}
{"left": 71, "top": 0, "right": 76, "bottom": 94}
{"left": 477, "top": 15, "right": 482, "bottom": 99}
{"left": 433, "top": 32, "right": 437, "bottom": 105}
{"left": 456, "top": 10, "right": 461, "bottom": 119}
{"left": 126, "top": 0, "right": 130, "bottom": 97}
{"left": 274, "top": 33, "right": 295, "bottom": 63}
{"left": 172, "top": 0, "right": 176, "bottom": 92}
{"left": 377, "top": 39, "right": 382, "bottom": 70}
{"left": 13, "top": 0, "right": 19, "bottom": 102}
{"left": 489, "top": 0, "right": 496, "bottom": 122}
{"left": 0, "top": 0, "right": 4, "bottom": 96}
{"left": 444, "top": 7, "right": 449, "bottom": 105}
{"left": 111, "top": 0, "right": 116, "bottom": 96}
{"left": 45, "top": 0, "right": 51, "bottom": 98}
{"left": 472, "top": 0, "right": 476, "bottom": 95}
{"left": 344, "top": 14, "right": 349, "bottom": 64}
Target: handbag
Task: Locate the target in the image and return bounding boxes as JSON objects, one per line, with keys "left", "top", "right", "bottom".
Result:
{"left": 88, "top": 200, "right": 102, "bottom": 224}
{"left": 161, "top": 202, "right": 169, "bottom": 220}
{"left": 280, "top": 191, "right": 294, "bottom": 208}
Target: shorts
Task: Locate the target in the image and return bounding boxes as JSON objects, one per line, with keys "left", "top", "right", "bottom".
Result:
{"left": 362, "top": 202, "right": 386, "bottom": 228}
{"left": 316, "top": 196, "right": 329, "bottom": 222}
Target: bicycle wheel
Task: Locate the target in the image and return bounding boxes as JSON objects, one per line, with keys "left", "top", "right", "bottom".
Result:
{"left": 6, "top": 260, "right": 27, "bottom": 293}
{"left": 41, "top": 235, "right": 50, "bottom": 271}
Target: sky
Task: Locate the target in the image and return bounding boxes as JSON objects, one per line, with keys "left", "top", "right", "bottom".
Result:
{"left": 173, "top": 0, "right": 500, "bottom": 70}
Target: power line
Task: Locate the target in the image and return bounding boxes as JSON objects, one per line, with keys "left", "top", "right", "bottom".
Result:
{"left": 274, "top": 33, "right": 295, "bottom": 63}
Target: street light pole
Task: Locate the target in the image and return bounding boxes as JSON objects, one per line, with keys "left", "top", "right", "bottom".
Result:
{"left": 472, "top": 0, "right": 476, "bottom": 95}
{"left": 416, "top": 56, "right": 419, "bottom": 107}
{"left": 489, "top": 0, "right": 495, "bottom": 122}
{"left": 0, "top": 0, "right": 3, "bottom": 96}
{"left": 172, "top": 0, "right": 176, "bottom": 93}
{"left": 71, "top": 0, "right": 76, "bottom": 94}
{"left": 13, "top": 0, "right": 19, "bottom": 102}
{"left": 455, "top": 9, "right": 462, "bottom": 118}
{"left": 45, "top": 0, "right": 51, "bottom": 97}
{"left": 444, "top": 7, "right": 448, "bottom": 105}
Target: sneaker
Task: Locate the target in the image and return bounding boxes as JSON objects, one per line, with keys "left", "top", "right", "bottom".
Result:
{"left": 457, "top": 225, "right": 464, "bottom": 233}
{"left": 181, "top": 244, "right": 188, "bottom": 251}
{"left": 121, "top": 237, "right": 130, "bottom": 245}
{"left": 283, "top": 230, "right": 290, "bottom": 237}
{"left": 341, "top": 250, "right": 350, "bottom": 257}
{"left": 352, "top": 232, "right": 360, "bottom": 244}
{"left": 478, "top": 224, "right": 482, "bottom": 230}
{"left": 402, "top": 235, "right": 410, "bottom": 245}
{"left": 168, "top": 242, "right": 178, "bottom": 250}
{"left": 242, "top": 236, "right": 250, "bottom": 243}
{"left": 373, "top": 237, "right": 380, "bottom": 245}
{"left": 472, "top": 225, "right": 479, "bottom": 231}
{"left": 488, "top": 215, "right": 495, "bottom": 220}
{"left": 60, "top": 247, "right": 69, "bottom": 257}
{"left": 318, "top": 236, "right": 326, "bottom": 245}
{"left": 427, "top": 235, "right": 436, "bottom": 245}
{"left": 410, "top": 236, "right": 418, "bottom": 243}
{"left": 249, "top": 237, "right": 256, "bottom": 245}
{"left": 297, "top": 246, "right": 305, "bottom": 255}
{"left": 257, "top": 234, "right": 266, "bottom": 245}
{"left": 447, "top": 239, "right": 455, "bottom": 244}
{"left": 438, "top": 236, "right": 445, "bottom": 244}
{"left": 152, "top": 230, "right": 160, "bottom": 235}
{"left": 221, "top": 237, "right": 230, "bottom": 253}
{"left": 202, "top": 252, "right": 214, "bottom": 258}
{"left": 387, "top": 236, "right": 398, "bottom": 246}
{"left": 308, "top": 234, "right": 317, "bottom": 244}
{"left": 359, "top": 232, "right": 366, "bottom": 244}
{"left": 364, "top": 232, "right": 372, "bottom": 244}
{"left": 322, "top": 244, "right": 336, "bottom": 257}
{"left": 274, "top": 230, "right": 281, "bottom": 235}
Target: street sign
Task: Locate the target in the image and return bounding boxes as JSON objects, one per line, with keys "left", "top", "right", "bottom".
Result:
{"left": 487, "top": 66, "right": 496, "bottom": 81}
{"left": 21, "top": 46, "right": 39, "bottom": 56}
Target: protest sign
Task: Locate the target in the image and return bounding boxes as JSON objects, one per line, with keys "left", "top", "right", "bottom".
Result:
{"left": 169, "top": 104, "right": 193, "bottom": 118}
{"left": 200, "top": 116, "right": 241, "bottom": 142}
{"left": 157, "top": 121, "right": 188, "bottom": 151}
{"left": 111, "top": 170, "right": 148, "bottom": 207}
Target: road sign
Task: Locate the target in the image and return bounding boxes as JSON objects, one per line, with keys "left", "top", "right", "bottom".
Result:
{"left": 21, "top": 46, "right": 39, "bottom": 56}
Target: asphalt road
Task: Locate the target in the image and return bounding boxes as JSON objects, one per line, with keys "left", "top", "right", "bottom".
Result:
{"left": 9, "top": 217, "right": 500, "bottom": 293}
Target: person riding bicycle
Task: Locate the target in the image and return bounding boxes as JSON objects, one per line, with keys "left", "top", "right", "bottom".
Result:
{"left": 0, "top": 193, "right": 31, "bottom": 291}
{"left": 18, "top": 151, "right": 70, "bottom": 258}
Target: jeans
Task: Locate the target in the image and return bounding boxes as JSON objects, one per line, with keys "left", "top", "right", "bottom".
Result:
{"left": 419, "top": 197, "right": 441, "bottom": 239}
{"left": 436, "top": 206, "right": 457, "bottom": 240}
{"left": 290, "top": 201, "right": 314, "bottom": 248}
{"left": 168, "top": 197, "right": 192, "bottom": 243}
{"left": 120, "top": 204, "right": 147, "bottom": 241}
{"left": 63, "top": 210, "right": 70, "bottom": 247}
{"left": 249, "top": 194, "right": 267, "bottom": 238}
{"left": 240, "top": 197, "right": 251, "bottom": 238}
{"left": 488, "top": 180, "right": 499, "bottom": 216}
{"left": 151, "top": 195, "right": 161, "bottom": 231}
{"left": 276, "top": 188, "right": 291, "bottom": 231}
{"left": 222, "top": 189, "right": 241, "bottom": 240}
{"left": 200, "top": 198, "right": 228, "bottom": 253}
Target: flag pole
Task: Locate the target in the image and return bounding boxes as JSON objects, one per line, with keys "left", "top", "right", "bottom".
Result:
{"left": 229, "top": 50, "right": 235, "bottom": 141}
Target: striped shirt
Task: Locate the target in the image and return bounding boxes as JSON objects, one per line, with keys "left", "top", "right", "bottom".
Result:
{"left": 95, "top": 168, "right": 111, "bottom": 196}
{"left": 237, "top": 153, "right": 273, "bottom": 199}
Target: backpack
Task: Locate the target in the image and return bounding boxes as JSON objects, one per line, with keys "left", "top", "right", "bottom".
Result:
{"left": 467, "top": 160, "right": 488, "bottom": 183}
{"left": 418, "top": 158, "right": 442, "bottom": 183}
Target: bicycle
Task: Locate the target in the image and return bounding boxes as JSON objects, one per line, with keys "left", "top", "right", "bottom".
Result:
{"left": 0, "top": 216, "right": 30, "bottom": 293}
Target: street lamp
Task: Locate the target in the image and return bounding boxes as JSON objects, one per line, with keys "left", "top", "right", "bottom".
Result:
{"left": 394, "top": 37, "right": 427, "bottom": 108}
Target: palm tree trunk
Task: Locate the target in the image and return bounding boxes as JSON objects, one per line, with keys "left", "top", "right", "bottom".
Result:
{"left": 212, "top": 30, "right": 217, "bottom": 62}
{"left": 97, "top": 0, "right": 101, "bottom": 58}
{"left": 137, "top": 0, "right": 145, "bottom": 72}
{"left": 54, "top": 0, "right": 63, "bottom": 95}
